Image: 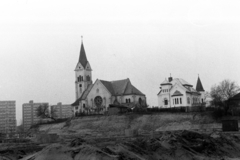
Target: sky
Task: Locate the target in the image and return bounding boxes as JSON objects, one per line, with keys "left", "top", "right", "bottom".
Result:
{"left": 0, "top": 0, "right": 240, "bottom": 125}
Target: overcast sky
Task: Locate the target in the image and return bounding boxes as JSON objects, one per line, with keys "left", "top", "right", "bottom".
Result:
{"left": 1, "top": 0, "right": 240, "bottom": 124}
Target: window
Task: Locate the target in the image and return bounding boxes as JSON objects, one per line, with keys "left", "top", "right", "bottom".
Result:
{"left": 126, "top": 99, "right": 128, "bottom": 103}
{"left": 176, "top": 98, "right": 179, "bottom": 104}
{"left": 86, "top": 75, "right": 91, "bottom": 81}
{"left": 164, "top": 99, "right": 168, "bottom": 105}
{"left": 173, "top": 99, "right": 174, "bottom": 105}
{"left": 139, "top": 98, "right": 142, "bottom": 104}
{"left": 83, "top": 104, "right": 86, "bottom": 108}
{"left": 129, "top": 98, "right": 131, "bottom": 103}
{"left": 187, "top": 97, "right": 190, "bottom": 104}
{"left": 180, "top": 98, "right": 182, "bottom": 104}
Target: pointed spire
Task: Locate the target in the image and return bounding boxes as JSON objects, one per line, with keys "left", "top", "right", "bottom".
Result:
{"left": 78, "top": 36, "right": 88, "bottom": 68}
{"left": 196, "top": 75, "right": 205, "bottom": 92}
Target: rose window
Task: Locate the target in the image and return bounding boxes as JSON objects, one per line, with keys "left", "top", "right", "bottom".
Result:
{"left": 94, "top": 96, "right": 103, "bottom": 107}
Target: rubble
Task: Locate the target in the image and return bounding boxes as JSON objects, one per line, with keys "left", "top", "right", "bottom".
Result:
{"left": 20, "top": 130, "right": 240, "bottom": 160}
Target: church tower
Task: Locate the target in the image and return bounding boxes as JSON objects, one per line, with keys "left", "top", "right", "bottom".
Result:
{"left": 196, "top": 75, "right": 205, "bottom": 103}
{"left": 75, "top": 37, "right": 92, "bottom": 100}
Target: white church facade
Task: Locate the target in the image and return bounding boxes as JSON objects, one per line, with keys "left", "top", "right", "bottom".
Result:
{"left": 157, "top": 76, "right": 205, "bottom": 108}
{"left": 71, "top": 39, "right": 146, "bottom": 115}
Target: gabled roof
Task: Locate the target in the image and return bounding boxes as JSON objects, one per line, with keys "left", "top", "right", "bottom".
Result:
{"left": 196, "top": 76, "right": 205, "bottom": 92}
{"left": 71, "top": 84, "right": 94, "bottom": 106}
{"left": 78, "top": 42, "right": 89, "bottom": 68}
{"left": 100, "top": 80, "right": 115, "bottom": 95}
{"left": 171, "top": 90, "right": 183, "bottom": 97}
{"left": 101, "top": 78, "right": 145, "bottom": 96}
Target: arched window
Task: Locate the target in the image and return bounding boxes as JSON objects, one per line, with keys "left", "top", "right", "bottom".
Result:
{"left": 164, "top": 99, "right": 168, "bottom": 105}
{"left": 180, "top": 98, "right": 182, "bottom": 104}
{"left": 129, "top": 98, "right": 131, "bottom": 103}
{"left": 139, "top": 98, "right": 142, "bottom": 104}
{"left": 126, "top": 99, "right": 128, "bottom": 103}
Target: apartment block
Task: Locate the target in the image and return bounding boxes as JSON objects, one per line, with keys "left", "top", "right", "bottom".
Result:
{"left": 22, "top": 100, "right": 48, "bottom": 132}
{"left": 0, "top": 101, "right": 16, "bottom": 134}
{"left": 51, "top": 102, "right": 73, "bottom": 119}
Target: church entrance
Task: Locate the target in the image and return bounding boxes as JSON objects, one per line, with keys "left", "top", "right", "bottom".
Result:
{"left": 94, "top": 96, "right": 103, "bottom": 113}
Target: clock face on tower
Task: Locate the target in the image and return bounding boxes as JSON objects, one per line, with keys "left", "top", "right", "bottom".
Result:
{"left": 94, "top": 96, "right": 103, "bottom": 107}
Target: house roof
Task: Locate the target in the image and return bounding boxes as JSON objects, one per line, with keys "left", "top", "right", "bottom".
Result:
{"left": 171, "top": 90, "right": 183, "bottom": 97}
{"left": 196, "top": 76, "right": 205, "bottom": 92}
{"left": 78, "top": 42, "right": 89, "bottom": 68}
{"left": 159, "top": 77, "right": 201, "bottom": 95}
{"left": 172, "top": 78, "right": 193, "bottom": 87}
{"left": 160, "top": 79, "right": 172, "bottom": 85}
{"left": 71, "top": 84, "right": 94, "bottom": 106}
{"left": 229, "top": 93, "right": 240, "bottom": 100}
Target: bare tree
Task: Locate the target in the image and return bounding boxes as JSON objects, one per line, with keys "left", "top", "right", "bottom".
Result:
{"left": 210, "top": 79, "right": 240, "bottom": 113}
{"left": 36, "top": 104, "right": 57, "bottom": 121}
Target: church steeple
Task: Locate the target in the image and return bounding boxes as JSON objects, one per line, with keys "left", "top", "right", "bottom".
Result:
{"left": 196, "top": 75, "right": 205, "bottom": 92}
{"left": 74, "top": 36, "right": 92, "bottom": 100}
{"left": 78, "top": 36, "right": 88, "bottom": 68}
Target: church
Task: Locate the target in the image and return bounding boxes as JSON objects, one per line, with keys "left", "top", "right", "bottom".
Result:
{"left": 71, "top": 39, "right": 146, "bottom": 115}
{"left": 157, "top": 76, "right": 205, "bottom": 108}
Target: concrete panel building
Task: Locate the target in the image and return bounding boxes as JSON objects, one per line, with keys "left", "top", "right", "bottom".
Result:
{"left": 0, "top": 101, "right": 16, "bottom": 134}
{"left": 51, "top": 102, "right": 73, "bottom": 119}
{"left": 22, "top": 100, "right": 48, "bottom": 131}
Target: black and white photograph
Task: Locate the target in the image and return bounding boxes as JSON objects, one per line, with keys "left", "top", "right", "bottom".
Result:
{"left": 0, "top": 0, "right": 240, "bottom": 159}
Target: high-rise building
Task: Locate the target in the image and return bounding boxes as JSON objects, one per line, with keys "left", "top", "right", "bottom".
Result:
{"left": 22, "top": 100, "right": 48, "bottom": 131}
{"left": 51, "top": 102, "right": 73, "bottom": 119}
{"left": 0, "top": 101, "right": 16, "bottom": 134}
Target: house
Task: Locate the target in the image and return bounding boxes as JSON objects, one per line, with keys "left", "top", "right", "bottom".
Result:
{"left": 228, "top": 93, "right": 240, "bottom": 107}
{"left": 157, "top": 76, "right": 205, "bottom": 108}
{"left": 71, "top": 38, "right": 146, "bottom": 115}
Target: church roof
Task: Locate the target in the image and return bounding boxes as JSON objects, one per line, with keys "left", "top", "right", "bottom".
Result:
{"left": 78, "top": 42, "right": 89, "bottom": 68}
{"left": 72, "top": 78, "right": 145, "bottom": 106}
{"left": 100, "top": 78, "right": 145, "bottom": 96}
{"left": 196, "top": 76, "right": 205, "bottom": 92}
{"left": 100, "top": 80, "right": 115, "bottom": 95}
{"left": 171, "top": 90, "right": 183, "bottom": 97}
{"left": 71, "top": 84, "right": 93, "bottom": 106}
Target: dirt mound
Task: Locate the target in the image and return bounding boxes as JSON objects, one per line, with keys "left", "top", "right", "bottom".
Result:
{"left": 21, "top": 130, "right": 240, "bottom": 160}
